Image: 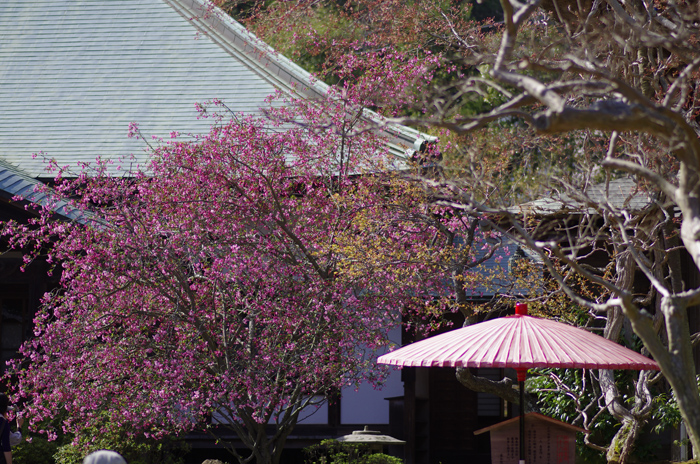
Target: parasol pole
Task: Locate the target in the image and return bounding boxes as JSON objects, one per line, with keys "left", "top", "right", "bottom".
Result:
{"left": 517, "top": 367, "right": 527, "bottom": 464}
{"left": 515, "top": 303, "right": 528, "bottom": 464}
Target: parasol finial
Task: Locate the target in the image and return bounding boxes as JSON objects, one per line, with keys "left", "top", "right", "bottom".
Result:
{"left": 515, "top": 302, "right": 528, "bottom": 315}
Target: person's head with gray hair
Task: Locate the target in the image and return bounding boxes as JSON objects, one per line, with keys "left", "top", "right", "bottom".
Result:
{"left": 83, "top": 450, "right": 127, "bottom": 464}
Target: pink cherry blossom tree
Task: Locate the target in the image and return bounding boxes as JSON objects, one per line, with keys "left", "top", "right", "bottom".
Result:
{"left": 2, "top": 90, "right": 499, "bottom": 464}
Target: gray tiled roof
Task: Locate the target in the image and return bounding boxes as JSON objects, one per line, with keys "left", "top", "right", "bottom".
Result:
{"left": 510, "top": 177, "right": 654, "bottom": 216}
{"left": 0, "top": 0, "right": 425, "bottom": 178}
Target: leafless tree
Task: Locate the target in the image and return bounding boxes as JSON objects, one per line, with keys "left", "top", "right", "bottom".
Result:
{"left": 392, "top": 0, "right": 700, "bottom": 461}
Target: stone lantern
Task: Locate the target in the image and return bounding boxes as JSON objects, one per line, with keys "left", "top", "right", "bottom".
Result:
{"left": 336, "top": 426, "right": 406, "bottom": 453}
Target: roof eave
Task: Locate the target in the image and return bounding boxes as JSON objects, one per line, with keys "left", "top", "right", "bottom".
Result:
{"left": 165, "top": 0, "right": 431, "bottom": 154}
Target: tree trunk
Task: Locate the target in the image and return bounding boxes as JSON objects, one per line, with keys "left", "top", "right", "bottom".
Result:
{"left": 606, "top": 418, "right": 641, "bottom": 463}
{"left": 623, "top": 295, "right": 700, "bottom": 461}
{"left": 661, "top": 366, "right": 700, "bottom": 461}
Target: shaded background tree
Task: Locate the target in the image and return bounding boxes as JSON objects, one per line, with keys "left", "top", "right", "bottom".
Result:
{"left": 399, "top": 0, "right": 700, "bottom": 462}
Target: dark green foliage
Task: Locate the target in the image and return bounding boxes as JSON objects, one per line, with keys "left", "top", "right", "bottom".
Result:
{"left": 362, "top": 454, "right": 403, "bottom": 464}
{"left": 303, "top": 439, "right": 403, "bottom": 464}
{"left": 652, "top": 390, "right": 683, "bottom": 434}
{"left": 13, "top": 435, "right": 62, "bottom": 464}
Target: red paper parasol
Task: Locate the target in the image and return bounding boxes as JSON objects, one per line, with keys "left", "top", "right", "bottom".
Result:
{"left": 377, "top": 303, "right": 659, "bottom": 464}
